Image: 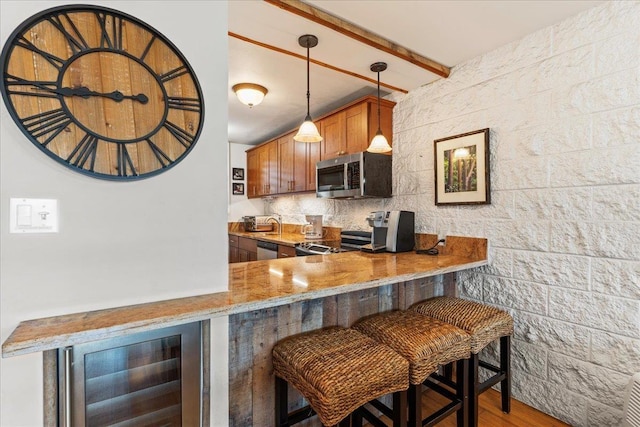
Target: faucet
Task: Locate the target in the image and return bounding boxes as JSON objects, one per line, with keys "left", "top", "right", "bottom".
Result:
{"left": 266, "top": 214, "right": 282, "bottom": 236}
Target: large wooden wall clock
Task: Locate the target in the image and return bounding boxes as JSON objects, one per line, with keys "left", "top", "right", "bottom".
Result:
{"left": 0, "top": 5, "right": 204, "bottom": 180}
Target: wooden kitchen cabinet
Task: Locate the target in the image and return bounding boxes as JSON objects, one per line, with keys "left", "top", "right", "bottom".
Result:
{"left": 345, "top": 102, "right": 370, "bottom": 154}
{"left": 246, "top": 96, "right": 395, "bottom": 198}
{"left": 320, "top": 98, "right": 394, "bottom": 160}
{"left": 277, "top": 245, "right": 296, "bottom": 258}
{"left": 229, "top": 235, "right": 257, "bottom": 263}
{"left": 320, "top": 111, "right": 346, "bottom": 159}
{"left": 247, "top": 140, "right": 278, "bottom": 198}
{"left": 259, "top": 141, "right": 277, "bottom": 196}
{"left": 306, "top": 135, "right": 320, "bottom": 191}
{"left": 278, "top": 131, "right": 306, "bottom": 193}
{"left": 246, "top": 150, "right": 259, "bottom": 198}
{"left": 229, "top": 234, "right": 239, "bottom": 263}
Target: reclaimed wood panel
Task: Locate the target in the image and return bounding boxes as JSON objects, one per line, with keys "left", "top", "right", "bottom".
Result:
{"left": 228, "top": 274, "right": 456, "bottom": 426}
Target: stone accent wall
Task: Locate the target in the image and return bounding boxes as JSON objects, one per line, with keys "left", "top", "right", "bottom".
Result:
{"left": 267, "top": 2, "right": 640, "bottom": 425}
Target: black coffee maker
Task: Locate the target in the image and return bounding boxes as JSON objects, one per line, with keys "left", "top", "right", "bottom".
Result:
{"left": 365, "top": 210, "right": 415, "bottom": 253}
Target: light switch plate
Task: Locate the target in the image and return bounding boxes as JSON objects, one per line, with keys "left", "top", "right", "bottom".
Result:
{"left": 10, "top": 198, "right": 59, "bottom": 233}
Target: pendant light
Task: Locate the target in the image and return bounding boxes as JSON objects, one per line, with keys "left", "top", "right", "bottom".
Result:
{"left": 294, "top": 34, "right": 323, "bottom": 143}
{"left": 367, "top": 62, "right": 392, "bottom": 153}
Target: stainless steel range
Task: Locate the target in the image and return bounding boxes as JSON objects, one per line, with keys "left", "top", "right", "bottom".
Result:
{"left": 295, "top": 230, "right": 371, "bottom": 256}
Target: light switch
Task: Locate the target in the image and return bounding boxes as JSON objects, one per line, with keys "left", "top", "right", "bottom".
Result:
{"left": 10, "top": 198, "right": 59, "bottom": 233}
{"left": 16, "top": 204, "right": 32, "bottom": 226}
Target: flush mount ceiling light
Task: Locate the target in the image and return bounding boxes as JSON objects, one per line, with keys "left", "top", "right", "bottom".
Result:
{"left": 294, "top": 34, "right": 323, "bottom": 143}
{"left": 367, "top": 62, "right": 392, "bottom": 153}
{"left": 232, "top": 83, "right": 268, "bottom": 108}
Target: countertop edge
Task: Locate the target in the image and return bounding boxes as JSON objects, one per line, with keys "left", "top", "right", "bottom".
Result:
{"left": 2, "top": 250, "right": 487, "bottom": 358}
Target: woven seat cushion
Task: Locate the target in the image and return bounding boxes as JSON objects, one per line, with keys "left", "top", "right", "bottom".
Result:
{"left": 272, "top": 326, "right": 409, "bottom": 426}
{"left": 411, "top": 296, "right": 514, "bottom": 353}
{"left": 353, "top": 311, "right": 470, "bottom": 385}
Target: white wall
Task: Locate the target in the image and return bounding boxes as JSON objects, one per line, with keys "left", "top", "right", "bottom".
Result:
{"left": 228, "top": 142, "right": 264, "bottom": 221}
{"left": 268, "top": 2, "right": 640, "bottom": 425}
{"left": 0, "top": 1, "right": 229, "bottom": 425}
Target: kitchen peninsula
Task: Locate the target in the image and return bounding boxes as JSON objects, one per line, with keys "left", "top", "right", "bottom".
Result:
{"left": 2, "top": 236, "right": 486, "bottom": 424}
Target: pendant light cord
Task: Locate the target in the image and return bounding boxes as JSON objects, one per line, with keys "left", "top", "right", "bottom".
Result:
{"left": 377, "top": 69, "right": 381, "bottom": 132}
{"left": 306, "top": 43, "right": 311, "bottom": 119}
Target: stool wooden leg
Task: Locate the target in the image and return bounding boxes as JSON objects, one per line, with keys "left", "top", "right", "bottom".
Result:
{"left": 456, "top": 358, "right": 469, "bottom": 427}
{"left": 275, "top": 376, "right": 289, "bottom": 427}
{"left": 443, "top": 362, "right": 454, "bottom": 380}
{"left": 351, "top": 407, "right": 363, "bottom": 426}
{"left": 408, "top": 384, "right": 422, "bottom": 427}
{"left": 469, "top": 353, "right": 479, "bottom": 427}
{"left": 337, "top": 415, "right": 352, "bottom": 427}
{"left": 500, "top": 336, "right": 511, "bottom": 414}
{"left": 392, "top": 390, "right": 408, "bottom": 427}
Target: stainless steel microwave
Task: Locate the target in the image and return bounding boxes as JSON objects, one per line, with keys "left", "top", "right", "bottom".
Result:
{"left": 316, "top": 152, "right": 392, "bottom": 199}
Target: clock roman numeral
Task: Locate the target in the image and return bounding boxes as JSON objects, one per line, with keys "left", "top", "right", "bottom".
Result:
{"left": 15, "top": 36, "right": 66, "bottom": 70}
{"left": 117, "top": 144, "right": 137, "bottom": 177}
{"left": 139, "top": 35, "right": 157, "bottom": 62}
{"left": 163, "top": 121, "right": 194, "bottom": 148}
{"left": 167, "top": 97, "right": 201, "bottom": 113}
{"left": 159, "top": 65, "right": 189, "bottom": 83}
{"left": 67, "top": 133, "right": 99, "bottom": 171}
{"left": 47, "top": 13, "right": 90, "bottom": 55}
{"left": 5, "top": 74, "right": 59, "bottom": 99}
{"left": 146, "top": 139, "right": 173, "bottom": 168}
{"left": 20, "top": 109, "right": 72, "bottom": 145}
{"left": 96, "top": 12, "right": 124, "bottom": 50}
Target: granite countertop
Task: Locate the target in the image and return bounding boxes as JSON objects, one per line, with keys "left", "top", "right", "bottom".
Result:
{"left": 228, "top": 223, "right": 342, "bottom": 247}
{"left": 2, "top": 236, "right": 487, "bottom": 358}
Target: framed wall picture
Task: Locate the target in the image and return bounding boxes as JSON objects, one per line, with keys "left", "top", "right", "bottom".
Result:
{"left": 232, "top": 168, "right": 244, "bottom": 181}
{"left": 232, "top": 183, "right": 245, "bottom": 195}
{"left": 434, "top": 128, "right": 490, "bottom": 205}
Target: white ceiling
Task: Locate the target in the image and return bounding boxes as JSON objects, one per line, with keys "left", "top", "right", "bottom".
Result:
{"left": 228, "top": 0, "right": 604, "bottom": 145}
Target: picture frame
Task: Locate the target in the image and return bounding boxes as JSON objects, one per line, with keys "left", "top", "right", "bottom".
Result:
{"left": 232, "top": 167, "right": 244, "bottom": 181}
{"left": 232, "top": 183, "right": 244, "bottom": 195}
{"left": 434, "top": 128, "right": 490, "bottom": 205}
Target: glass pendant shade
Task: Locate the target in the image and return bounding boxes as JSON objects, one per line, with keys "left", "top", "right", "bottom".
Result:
{"left": 367, "top": 130, "right": 392, "bottom": 153}
{"left": 294, "top": 114, "right": 323, "bottom": 143}
{"left": 232, "top": 83, "right": 267, "bottom": 108}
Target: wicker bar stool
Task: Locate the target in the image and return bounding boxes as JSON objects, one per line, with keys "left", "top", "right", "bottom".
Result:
{"left": 272, "top": 326, "right": 409, "bottom": 427}
{"left": 411, "top": 296, "right": 514, "bottom": 426}
{"left": 353, "top": 310, "right": 471, "bottom": 427}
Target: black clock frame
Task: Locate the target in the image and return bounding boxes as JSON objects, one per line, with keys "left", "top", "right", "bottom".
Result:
{"left": 0, "top": 4, "right": 205, "bottom": 181}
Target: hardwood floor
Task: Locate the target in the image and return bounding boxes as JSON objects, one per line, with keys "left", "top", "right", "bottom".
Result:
{"left": 369, "top": 388, "right": 570, "bottom": 427}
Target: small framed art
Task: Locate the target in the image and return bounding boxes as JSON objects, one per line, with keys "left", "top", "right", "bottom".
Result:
{"left": 232, "top": 168, "right": 244, "bottom": 181}
{"left": 232, "top": 183, "right": 244, "bottom": 195}
{"left": 434, "top": 128, "right": 490, "bottom": 205}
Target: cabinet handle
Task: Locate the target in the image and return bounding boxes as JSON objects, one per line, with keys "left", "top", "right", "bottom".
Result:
{"left": 280, "top": 253, "right": 289, "bottom": 257}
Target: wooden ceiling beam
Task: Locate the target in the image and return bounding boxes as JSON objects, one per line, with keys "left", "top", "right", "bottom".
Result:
{"left": 229, "top": 32, "right": 409, "bottom": 94}
{"left": 265, "top": 0, "right": 450, "bottom": 78}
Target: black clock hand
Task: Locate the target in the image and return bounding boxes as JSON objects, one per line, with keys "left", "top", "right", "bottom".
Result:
{"left": 55, "top": 87, "right": 149, "bottom": 104}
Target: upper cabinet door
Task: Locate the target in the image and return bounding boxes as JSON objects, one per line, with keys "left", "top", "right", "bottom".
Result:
{"left": 306, "top": 131, "right": 320, "bottom": 191}
{"left": 320, "top": 111, "right": 346, "bottom": 159}
{"left": 278, "top": 131, "right": 306, "bottom": 193}
{"left": 247, "top": 149, "right": 259, "bottom": 198}
{"left": 345, "top": 103, "right": 369, "bottom": 155}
